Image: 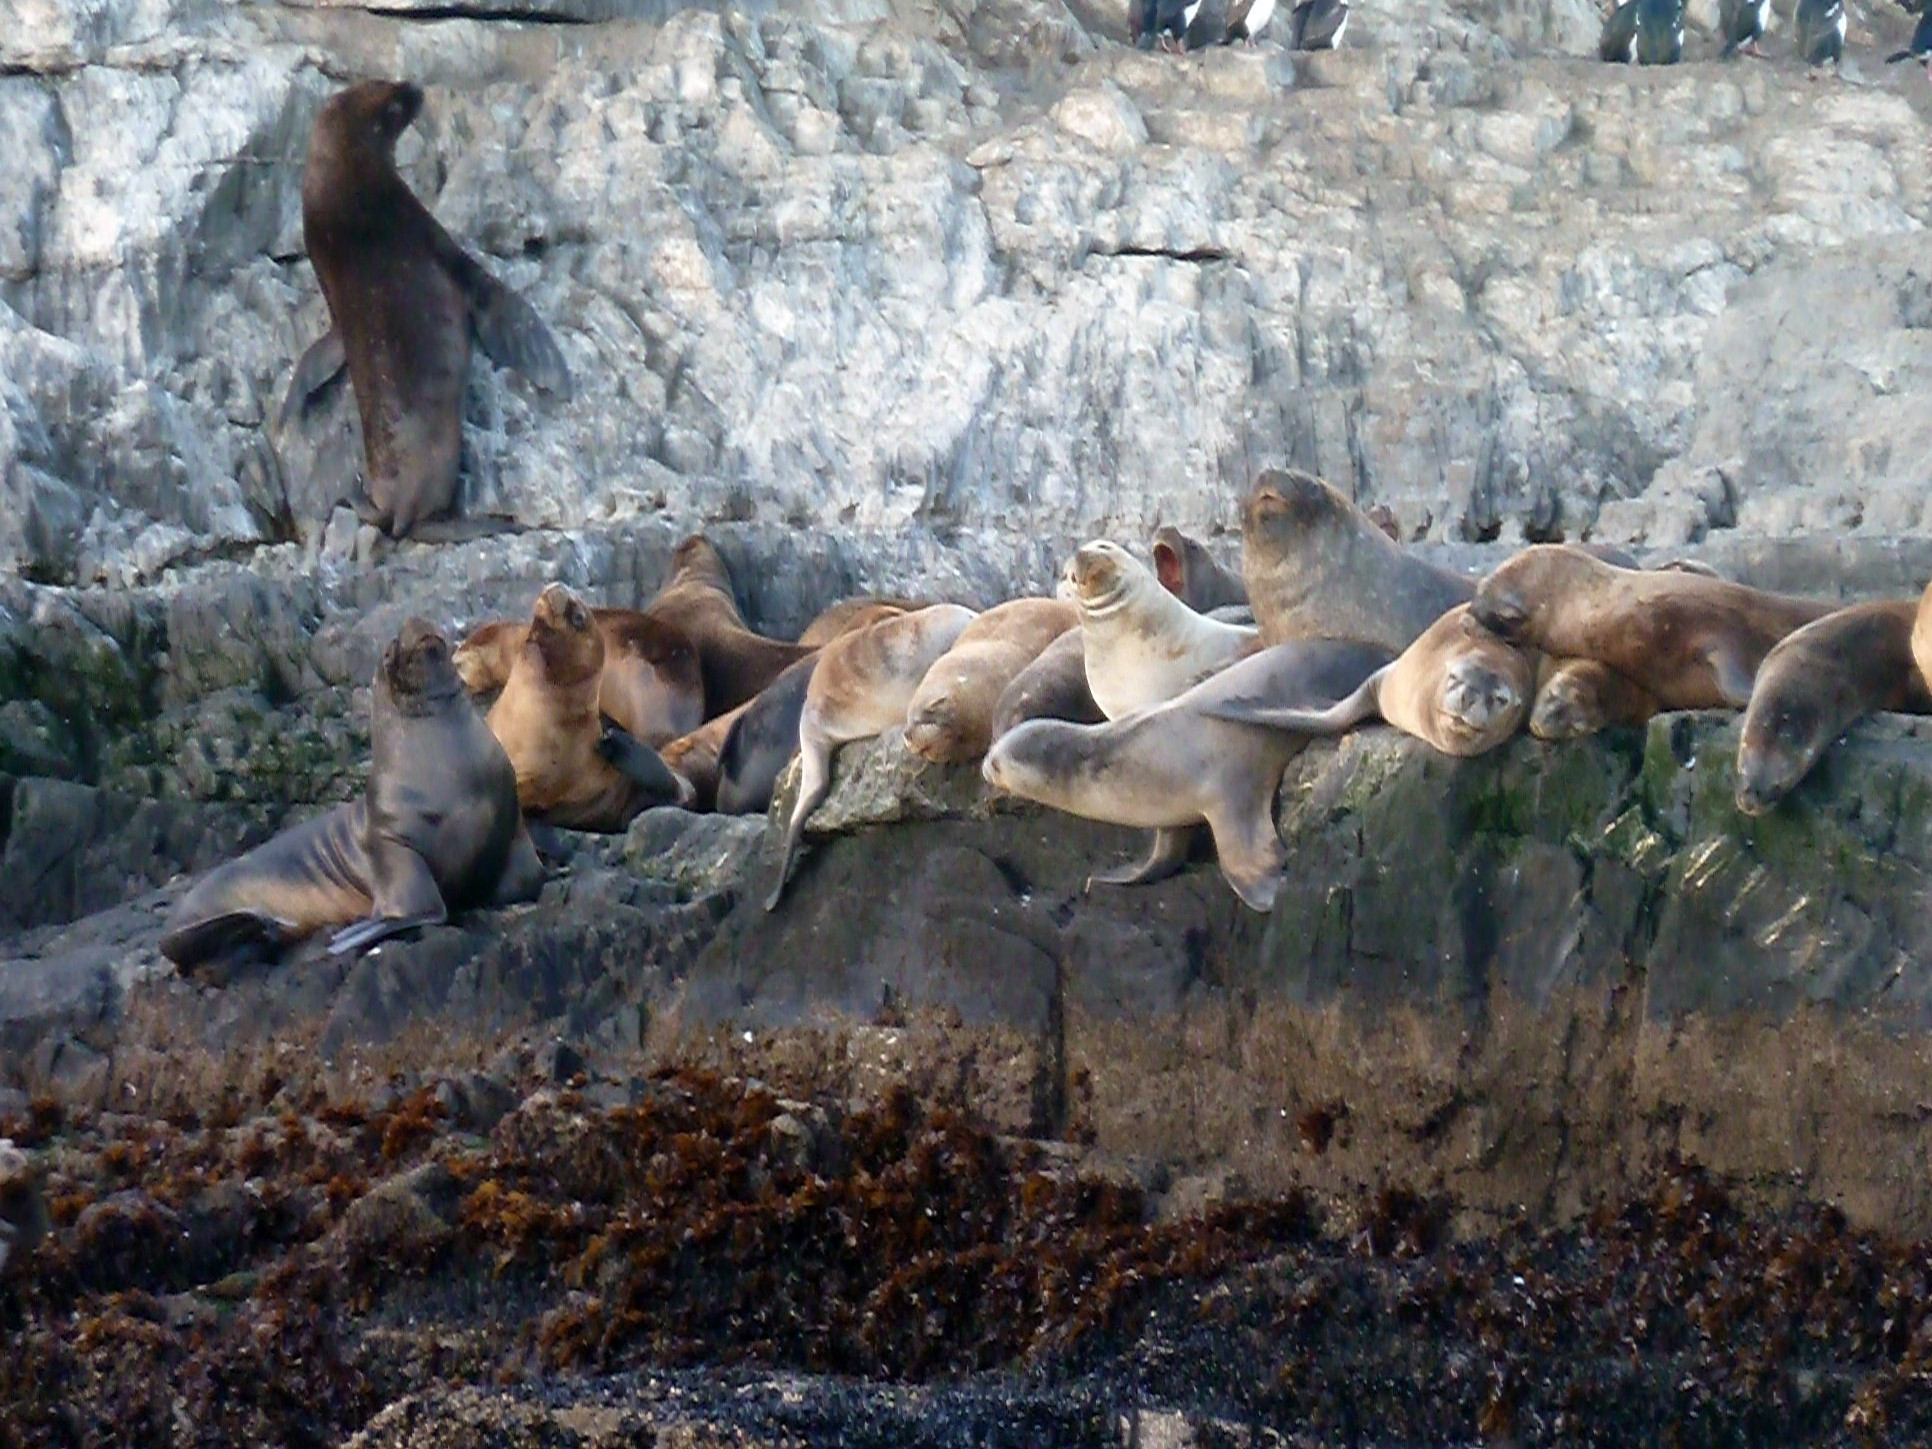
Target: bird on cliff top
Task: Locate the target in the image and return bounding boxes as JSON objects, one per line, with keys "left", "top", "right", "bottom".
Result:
{"left": 1796, "top": 0, "right": 1847, "bottom": 65}
{"left": 1719, "top": 0, "right": 1771, "bottom": 56}
{"left": 1289, "top": 0, "right": 1348, "bottom": 49}
{"left": 1635, "top": 0, "right": 1685, "bottom": 63}
{"left": 1221, "top": 0, "right": 1278, "bottom": 45}
{"left": 1887, "top": 5, "right": 1932, "bottom": 69}
{"left": 1599, "top": 0, "right": 1639, "bottom": 59}
{"left": 1136, "top": 0, "right": 1203, "bottom": 50}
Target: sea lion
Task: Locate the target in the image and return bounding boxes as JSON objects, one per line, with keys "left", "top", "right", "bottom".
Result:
{"left": 1735, "top": 600, "right": 1932, "bottom": 816}
{"left": 645, "top": 537, "right": 814, "bottom": 716}
{"left": 1061, "top": 541, "right": 1256, "bottom": 720}
{"left": 989, "top": 628, "right": 1106, "bottom": 740}
{"left": 159, "top": 618, "right": 545, "bottom": 972}
{"left": 1240, "top": 469, "right": 1473, "bottom": 654}
{"left": 715, "top": 654, "right": 819, "bottom": 816}
{"left": 487, "top": 584, "right": 692, "bottom": 832}
{"left": 453, "top": 606, "right": 703, "bottom": 746}
{"left": 796, "top": 596, "right": 922, "bottom": 648}
{"left": 983, "top": 640, "right": 1392, "bottom": 911}
{"left": 1472, "top": 544, "right": 1834, "bottom": 710}
{"left": 1528, "top": 657, "right": 1659, "bottom": 742}
{"left": 903, "top": 598, "right": 1078, "bottom": 764}
{"left": 279, "top": 81, "right": 572, "bottom": 540}
{"left": 765, "top": 604, "right": 979, "bottom": 910}
{"left": 1200, "top": 605, "right": 1537, "bottom": 758}
{"left": 1151, "top": 527, "right": 1249, "bottom": 615}
{"left": 660, "top": 709, "right": 743, "bottom": 813}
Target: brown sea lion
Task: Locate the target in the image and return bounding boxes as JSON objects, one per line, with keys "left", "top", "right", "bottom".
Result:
{"left": 989, "top": 628, "right": 1106, "bottom": 740}
{"left": 1241, "top": 469, "right": 1474, "bottom": 653}
{"left": 766, "top": 604, "right": 979, "bottom": 910}
{"left": 796, "top": 596, "right": 924, "bottom": 648}
{"left": 1151, "top": 527, "right": 1249, "bottom": 615}
{"left": 1529, "top": 657, "right": 1659, "bottom": 741}
{"left": 1200, "top": 605, "right": 1537, "bottom": 757}
{"left": 715, "top": 654, "right": 819, "bottom": 816}
{"left": 983, "top": 640, "right": 1392, "bottom": 911}
{"left": 487, "top": 584, "right": 692, "bottom": 832}
{"left": 1061, "top": 541, "right": 1256, "bottom": 720}
{"left": 1472, "top": 544, "right": 1835, "bottom": 709}
{"left": 453, "top": 606, "right": 703, "bottom": 746}
{"left": 903, "top": 598, "right": 1079, "bottom": 764}
{"left": 278, "top": 81, "right": 572, "bottom": 540}
{"left": 1735, "top": 600, "right": 1932, "bottom": 816}
{"left": 160, "top": 618, "right": 544, "bottom": 972}
{"left": 645, "top": 537, "right": 814, "bottom": 716}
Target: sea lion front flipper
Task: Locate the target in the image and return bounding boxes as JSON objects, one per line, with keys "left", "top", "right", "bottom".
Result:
{"left": 435, "top": 232, "right": 574, "bottom": 399}
{"left": 276, "top": 329, "right": 348, "bottom": 431}
{"left": 490, "top": 824, "right": 547, "bottom": 907}
{"left": 1087, "top": 827, "right": 1195, "bottom": 892}
{"left": 328, "top": 838, "right": 448, "bottom": 955}
{"left": 1709, "top": 646, "right": 1759, "bottom": 708}
{"left": 1197, "top": 671, "right": 1388, "bottom": 735}
{"left": 598, "top": 721, "right": 692, "bottom": 808}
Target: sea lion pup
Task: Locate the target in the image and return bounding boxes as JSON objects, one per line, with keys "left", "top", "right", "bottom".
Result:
{"left": 160, "top": 618, "right": 544, "bottom": 971}
{"left": 1200, "top": 605, "right": 1537, "bottom": 758}
{"left": 645, "top": 536, "right": 815, "bottom": 716}
{"left": 1528, "top": 657, "right": 1659, "bottom": 742}
{"left": 279, "top": 81, "right": 572, "bottom": 540}
{"left": 1735, "top": 600, "right": 1932, "bottom": 816}
{"left": 983, "top": 640, "right": 1392, "bottom": 911}
{"left": 764, "top": 604, "right": 979, "bottom": 911}
{"left": 487, "top": 584, "right": 693, "bottom": 832}
{"left": 1472, "top": 544, "right": 1836, "bottom": 710}
{"left": 1061, "top": 541, "right": 1256, "bottom": 720}
{"left": 902, "top": 598, "right": 1079, "bottom": 764}
{"left": 1151, "top": 527, "right": 1249, "bottom": 615}
{"left": 1240, "top": 469, "right": 1473, "bottom": 654}
{"left": 989, "top": 628, "right": 1106, "bottom": 739}
{"left": 453, "top": 608, "right": 702, "bottom": 746}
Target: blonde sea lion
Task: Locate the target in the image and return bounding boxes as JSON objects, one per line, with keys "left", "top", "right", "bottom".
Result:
{"left": 765, "top": 603, "right": 979, "bottom": 910}
{"left": 1151, "top": 527, "right": 1249, "bottom": 615}
{"left": 453, "top": 606, "right": 702, "bottom": 746}
{"left": 159, "top": 618, "right": 545, "bottom": 972}
{"left": 1200, "top": 605, "right": 1537, "bottom": 758}
{"left": 278, "top": 81, "right": 572, "bottom": 540}
{"left": 1472, "top": 544, "right": 1834, "bottom": 709}
{"left": 1060, "top": 541, "right": 1256, "bottom": 720}
{"left": 983, "top": 640, "right": 1392, "bottom": 910}
{"left": 1735, "top": 600, "right": 1932, "bottom": 816}
{"left": 903, "top": 598, "right": 1078, "bottom": 764}
{"left": 988, "top": 628, "right": 1106, "bottom": 740}
{"left": 645, "top": 537, "right": 814, "bottom": 715}
{"left": 487, "top": 584, "right": 692, "bottom": 832}
{"left": 1528, "top": 657, "right": 1659, "bottom": 742}
{"left": 1240, "top": 469, "right": 1473, "bottom": 653}
{"left": 796, "top": 596, "right": 924, "bottom": 648}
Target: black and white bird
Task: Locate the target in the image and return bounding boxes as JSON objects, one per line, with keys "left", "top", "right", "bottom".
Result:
{"left": 1887, "top": 4, "right": 1932, "bottom": 68}
{"left": 1796, "top": 0, "right": 1846, "bottom": 65}
{"left": 1719, "top": 0, "right": 1771, "bottom": 56}
{"left": 1289, "top": 0, "right": 1348, "bottom": 49}
{"left": 1136, "top": 0, "right": 1203, "bottom": 50}
{"left": 1635, "top": 0, "right": 1685, "bottom": 63}
{"left": 1221, "top": 0, "right": 1278, "bottom": 44}
{"left": 1598, "top": 0, "right": 1639, "bottom": 60}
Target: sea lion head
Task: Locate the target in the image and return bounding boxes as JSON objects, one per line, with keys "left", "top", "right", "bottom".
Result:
{"left": 1472, "top": 545, "right": 1603, "bottom": 646}
{"left": 1241, "top": 469, "right": 1359, "bottom": 557}
{"left": 450, "top": 619, "right": 519, "bottom": 695}
{"left": 1150, "top": 527, "right": 1192, "bottom": 599}
{"left": 1530, "top": 663, "right": 1602, "bottom": 742}
{"left": 1059, "top": 541, "right": 1143, "bottom": 619}
{"left": 527, "top": 583, "right": 604, "bottom": 688}
{"left": 982, "top": 718, "right": 1093, "bottom": 806}
{"left": 317, "top": 79, "right": 424, "bottom": 162}
{"left": 1735, "top": 685, "right": 1823, "bottom": 818}
{"left": 905, "top": 669, "right": 976, "bottom": 764}
{"left": 669, "top": 534, "right": 732, "bottom": 589}
{"left": 1432, "top": 614, "right": 1533, "bottom": 754}
{"left": 382, "top": 616, "right": 464, "bottom": 713}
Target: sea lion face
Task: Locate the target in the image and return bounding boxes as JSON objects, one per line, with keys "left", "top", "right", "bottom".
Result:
{"left": 1241, "top": 469, "right": 1350, "bottom": 556}
{"left": 1061, "top": 542, "right": 1138, "bottom": 617}
{"left": 1431, "top": 617, "right": 1532, "bottom": 752}
{"left": 528, "top": 583, "right": 604, "bottom": 688}
{"left": 1472, "top": 546, "right": 1597, "bottom": 645}
{"left": 1151, "top": 528, "right": 1189, "bottom": 598}
{"left": 1530, "top": 669, "right": 1598, "bottom": 741}
{"left": 904, "top": 692, "right": 964, "bottom": 762}
{"left": 1735, "top": 693, "right": 1821, "bottom": 817}
{"left": 450, "top": 619, "right": 516, "bottom": 694}
{"left": 384, "top": 617, "right": 463, "bottom": 710}
{"left": 321, "top": 80, "right": 424, "bottom": 161}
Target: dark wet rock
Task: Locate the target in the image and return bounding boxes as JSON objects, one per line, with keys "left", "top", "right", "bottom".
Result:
{"left": 535, "top": 1038, "right": 588, "bottom": 1085}
{"left": 337, "top": 1161, "right": 461, "bottom": 1268}
{"left": 435, "top": 1071, "right": 519, "bottom": 1135}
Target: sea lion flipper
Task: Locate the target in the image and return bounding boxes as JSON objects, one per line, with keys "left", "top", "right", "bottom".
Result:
{"left": 326, "top": 910, "right": 445, "bottom": 957}
{"left": 1087, "top": 827, "right": 1194, "bottom": 892}
{"left": 1196, "top": 672, "right": 1385, "bottom": 735}
{"left": 328, "top": 837, "right": 449, "bottom": 955}
{"left": 159, "top": 910, "right": 297, "bottom": 974}
{"left": 490, "top": 824, "right": 548, "bottom": 906}
{"left": 1710, "top": 647, "right": 1759, "bottom": 708}
{"left": 276, "top": 329, "right": 348, "bottom": 431}
{"left": 437, "top": 235, "right": 573, "bottom": 399}
{"left": 597, "top": 722, "right": 691, "bottom": 808}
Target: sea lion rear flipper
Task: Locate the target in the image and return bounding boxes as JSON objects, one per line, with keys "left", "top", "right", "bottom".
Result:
{"left": 159, "top": 910, "right": 298, "bottom": 974}
{"left": 328, "top": 839, "right": 448, "bottom": 955}
{"left": 1197, "top": 672, "right": 1387, "bottom": 735}
{"left": 437, "top": 234, "right": 574, "bottom": 399}
{"left": 766, "top": 735, "right": 832, "bottom": 912}
{"left": 1087, "top": 827, "right": 1195, "bottom": 892}
{"left": 275, "top": 329, "right": 348, "bottom": 432}
{"left": 598, "top": 722, "right": 692, "bottom": 808}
